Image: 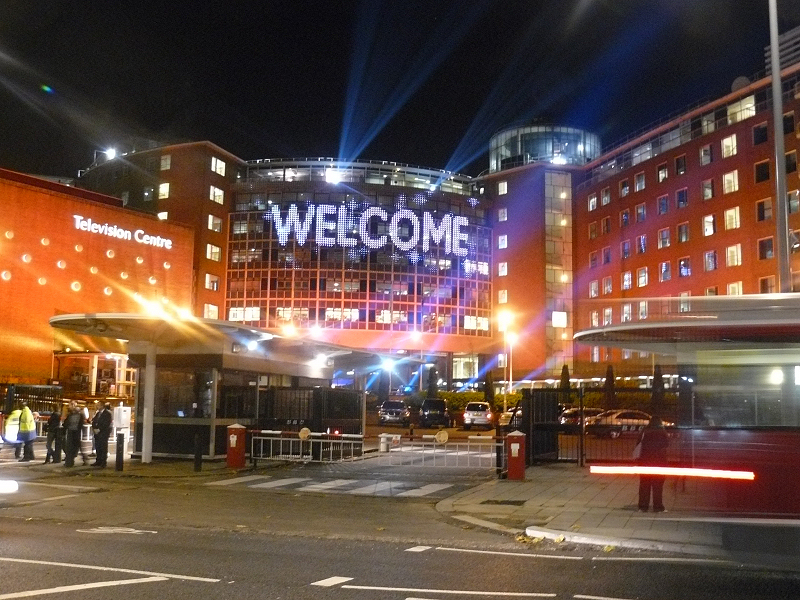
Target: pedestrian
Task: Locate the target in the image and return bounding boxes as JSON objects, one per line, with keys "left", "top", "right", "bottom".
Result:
{"left": 91, "top": 402, "right": 113, "bottom": 467}
{"left": 17, "top": 402, "right": 37, "bottom": 462}
{"left": 44, "top": 408, "right": 62, "bottom": 464}
{"left": 636, "top": 415, "right": 670, "bottom": 513}
{"left": 63, "top": 401, "right": 88, "bottom": 467}
{"left": 2, "top": 407, "right": 22, "bottom": 459}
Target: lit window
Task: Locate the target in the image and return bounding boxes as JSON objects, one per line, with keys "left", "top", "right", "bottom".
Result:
{"left": 704, "top": 250, "right": 717, "bottom": 271}
{"left": 703, "top": 214, "right": 716, "bottom": 236}
{"left": 659, "top": 261, "right": 671, "bottom": 281}
{"left": 498, "top": 181, "right": 508, "bottom": 195}
{"left": 636, "top": 234, "right": 646, "bottom": 254}
{"left": 722, "top": 134, "right": 737, "bottom": 157}
{"left": 621, "top": 271, "right": 632, "bottom": 290}
{"left": 603, "top": 276, "right": 612, "bottom": 295}
{"left": 727, "top": 281, "right": 743, "bottom": 296}
{"left": 620, "top": 209, "right": 630, "bottom": 227}
{"left": 635, "top": 203, "right": 646, "bottom": 222}
{"left": 702, "top": 179, "right": 714, "bottom": 200}
{"left": 619, "top": 180, "right": 629, "bottom": 197}
{"left": 205, "top": 273, "right": 220, "bottom": 291}
{"left": 658, "top": 228, "right": 670, "bottom": 249}
{"left": 678, "top": 257, "right": 691, "bottom": 277}
{"left": 677, "top": 222, "right": 689, "bottom": 242}
{"left": 158, "top": 182, "right": 169, "bottom": 199}
{"left": 700, "top": 144, "right": 712, "bottom": 165}
{"left": 722, "top": 170, "right": 739, "bottom": 194}
{"left": 206, "top": 244, "right": 221, "bottom": 262}
{"left": 208, "top": 215, "right": 222, "bottom": 232}
{"left": 637, "top": 267, "right": 648, "bottom": 287}
{"left": 498, "top": 262, "right": 507, "bottom": 276}
{"left": 498, "top": 289, "right": 508, "bottom": 304}
{"left": 588, "top": 194, "right": 597, "bottom": 211}
{"left": 498, "top": 207, "right": 508, "bottom": 222}
{"left": 211, "top": 157, "right": 226, "bottom": 176}
{"left": 679, "top": 292, "right": 691, "bottom": 313}
{"left": 603, "top": 308, "right": 612, "bottom": 326}
{"left": 635, "top": 172, "right": 645, "bottom": 191}
{"left": 498, "top": 234, "right": 508, "bottom": 249}
{"left": 726, "top": 244, "right": 742, "bottom": 267}
{"left": 590, "top": 311, "right": 599, "bottom": 327}
{"left": 724, "top": 206, "right": 740, "bottom": 229}
{"left": 160, "top": 154, "right": 171, "bottom": 170}
{"left": 657, "top": 163, "right": 668, "bottom": 182}
{"left": 204, "top": 304, "right": 219, "bottom": 319}
{"left": 621, "top": 303, "right": 632, "bottom": 322}
{"left": 210, "top": 186, "right": 224, "bottom": 204}
{"left": 589, "top": 280, "right": 599, "bottom": 298}
{"left": 638, "top": 301, "right": 648, "bottom": 320}
{"left": 591, "top": 346, "right": 600, "bottom": 363}
{"left": 706, "top": 286, "right": 717, "bottom": 296}
{"left": 601, "top": 188, "right": 610, "bottom": 205}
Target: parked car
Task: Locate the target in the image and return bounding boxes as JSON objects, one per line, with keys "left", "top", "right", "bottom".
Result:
{"left": 585, "top": 409, "right": 672, "bottom": 438}
{"left": 498, "top": 406, "right": 522, "bottom": 428}
{"left": 559, "top": 407, "right": 605, "bottom": 426}
{"left": 462, "top": 402, "right": 494, "bottom": 430}
{"left": 378, "top": 400, "right": 411, "bottom": 427}
{"left": 418, "top": 398, "right": 449, "bottom": 428}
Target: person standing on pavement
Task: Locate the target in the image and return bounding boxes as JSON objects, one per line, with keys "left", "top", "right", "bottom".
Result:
{"left": 2, "top": 407, "right": 22, "bottom": 459}
{"left": 637, "top": 415, "right": 670, "bottom": 512}
{"left": 17, "top": 402, "right": 37, "bottom": 462}
{"left": 91, "top": 403, "right": 113, "bottom": 467}
{"left": 63, "top": 401, "right": 88, "bottom": 467}
{"left": 44, "top": 409, "right": 62, "bottom": 464}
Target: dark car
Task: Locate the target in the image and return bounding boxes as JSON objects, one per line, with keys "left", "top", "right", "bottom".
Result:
{"left": 559, "top": 407, "right": 605, "bottom": 426}
{"left": 418, "top": 398, "right": 449, "bottom": 428}
{"left": 585, "top": 409, "right": 673, "bottom": 438}
{"left": 378, "top": 400, "right": 411, "bottom": 427}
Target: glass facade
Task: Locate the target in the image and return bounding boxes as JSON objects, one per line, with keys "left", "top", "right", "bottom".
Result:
{"left": 489, "top": 124, "right": 601, "bottom": 172}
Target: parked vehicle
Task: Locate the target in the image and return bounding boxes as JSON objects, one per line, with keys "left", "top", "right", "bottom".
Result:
{"left": 585, "top": 409, "right": 673, "bottom": 438}
{"left": 463, "top": 402, "right": 494, "bottom": 430}
{"left": 418, "top": 399, "right": 449, "bottom": 428}
{"left": 378, "top": 400, "right": 411, "bottom": 427}
{"left": 498, "top": 406, "right": 522, "bottom": 428}
{"left": 559, "top": 407, "right": 605, "bottom": 426}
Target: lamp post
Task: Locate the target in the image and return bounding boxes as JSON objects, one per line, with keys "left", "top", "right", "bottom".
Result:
{"left": 498, "top": 311, "right": 513, "bottom": 412}
{"left": 507, "top": 332, "right": 518, "bottom": 409}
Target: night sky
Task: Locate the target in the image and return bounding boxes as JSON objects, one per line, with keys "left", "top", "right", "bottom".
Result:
{"left": 1, "top": 1, "right": 800, "bottom": 178}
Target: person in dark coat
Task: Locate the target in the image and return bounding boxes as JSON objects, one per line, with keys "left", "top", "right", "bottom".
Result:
{"left": 637, "top": 415, "right": 670, "bottom": 512}
{"left": 63, "top": 401, "right": 88, "bottom": 467}
{"left": 91, "top": 403, "right": 113, "bottom": 467}
{"left": 44, "top": 409, "right": 62, "bottom": 464}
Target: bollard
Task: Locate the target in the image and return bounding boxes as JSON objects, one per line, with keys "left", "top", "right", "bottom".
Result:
{"left": 115, "top": 432, "right": 124, "bottom": 471}
{"left": 194, "top": 433, "right": 203, "bottom": 472}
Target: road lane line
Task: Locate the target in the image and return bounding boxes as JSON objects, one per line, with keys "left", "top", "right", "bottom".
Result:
{"left": 311, "top": 576, "right": 353, "bottom": 587}
{"left": 205, "top": 475, "right": 271, "bottom": 486}
{"left": 574, "top": 595, "right": 636, "bottom": 600}
{"left": 13, "top": 494, "right": 81, "bottom": 506}
{"left": 342, "top": 584, "right": 555, "bottom": 597}
{"left": 347, "top": 481, "right": 394, "bottom": 495}
{"left": 591, "top": 556, "right": 732, "bottom": 566}
{"left": 21, "top": 482, "right": 98, "bottom": 492}
{"left": 0, "top": 576, "right": 168, "bottom": 599}
{"left": 405, "top": 546, "right": 432, "bottom": 552}
{"left": 250, "top": 477, "right": 310, "bottom": 488}
{"left": 436, "top": 546, "right": 583, "bottom": 561}
{"left": 396, "top": 484, "right": 452, "bottom": 497}
{"left": 451, "top": 514, "right": 524, "bottom": 535}
{"left": 297, "top": 479, "right": 358, "bottom": 492}
{"left": 0, "top": 557, "right": 220, "bottom": 582}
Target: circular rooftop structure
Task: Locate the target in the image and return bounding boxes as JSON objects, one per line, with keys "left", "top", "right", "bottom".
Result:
{"left": 489, "top": 123, "right": 601, "bottom": 172}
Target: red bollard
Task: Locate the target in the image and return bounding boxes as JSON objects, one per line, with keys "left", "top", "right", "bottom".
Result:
{"left": 226, "top": 424, "right": 246, "bottom": 469}
{"left": 506, "top": 431, "right": 526, "bottom": 481}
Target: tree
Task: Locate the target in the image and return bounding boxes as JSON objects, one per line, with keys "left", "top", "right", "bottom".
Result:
{"left": 651, "top": 363, "right": 665, "bottom": 417}
{"left": 426, "top": 365, "right": 439, "bottom": 399}
{"left": 483, "top": 369, "right": 495, "bottom": 407}
{"left": 559, "top": 364, "right": 571, "bottom": 408}
{"left": 604, "top": 364, "right": 616, "bottom": 409}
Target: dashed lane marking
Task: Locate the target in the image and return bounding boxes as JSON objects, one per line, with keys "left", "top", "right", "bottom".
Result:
{"left": 205, "top": 475, "right": 272, "bottom": 486}
{"left": 249, "top": 477, "right": 311, "bottom": 489}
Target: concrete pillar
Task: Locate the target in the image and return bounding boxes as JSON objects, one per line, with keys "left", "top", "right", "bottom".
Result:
{"left": 141, "top": 342, "right": 156, "bottom": 463}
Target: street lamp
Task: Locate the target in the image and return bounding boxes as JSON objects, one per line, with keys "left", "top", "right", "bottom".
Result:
{"left": 498, "top": 311, "right": 513, "bottom": 412}
{"left": 507, "top": 332, "right": 518, "bottom": 410}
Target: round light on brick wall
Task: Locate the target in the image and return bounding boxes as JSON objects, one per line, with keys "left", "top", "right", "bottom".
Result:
{"left": 40, "top": 238, "right": 49, "bottom": 246}
{"left": 136, "top": 256, "right": 144, "bottom": 264}
{"left": 1, "top": 271, "right": 11, "bottom": 281}
{"left": 38, "top": 277, "right": 47, "bottom": 285}
{"left": 70, "top": 281, "right": 81, "bottom": 292}
{"left": 21, "top": 254, "right": 31, "bottom": 263}
{"left": 90, "top": 266, "right": 98, "bottom": 274}
{"left": 4, "top": 231, "right": 13, "bottom": 240}
{"left": 120, "top": 272, "right": 128, "bottom": 279}
{"left": 104, "top": 287, "right": 112, "bottom": 295}
{"left": 106, "top": 250, "right": 115, "bottom": 258}
{"left": 74, "top": 245, "right": 83, "bottom": 252}
{"left": 56, "top": 260, "right": 66, "bottom": 269}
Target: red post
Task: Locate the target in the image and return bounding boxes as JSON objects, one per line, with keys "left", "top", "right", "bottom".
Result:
{"left": 506, "top": 431, "right": 526, "bottom": 481}
{"left": 226, "top": 424, "right": 246, "bottom": 469}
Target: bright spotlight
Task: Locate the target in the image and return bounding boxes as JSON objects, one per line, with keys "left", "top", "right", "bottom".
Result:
{"left": 769, "top": 368, "right": 784, "bottom": 385}
{"left": 105, "top": 148, "right": 117, "bottom": 160}
{"left": 0, "top": 480, "right": 18, "bottom": 494}
{"left": 325, "top": 168, "right": 342, "bottom": 184}
{"left": 382, "top": 359, "right": 395, "bottom": 371}
{"left": 246, "top": 340, "right": 258, "bottom": 352}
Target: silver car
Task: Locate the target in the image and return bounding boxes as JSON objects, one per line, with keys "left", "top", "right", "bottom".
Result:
{"left": 463, "top": 401, "right": 494, "bottom": 430}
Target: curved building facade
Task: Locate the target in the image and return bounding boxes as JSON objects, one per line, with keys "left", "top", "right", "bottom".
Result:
{"left": 489, "top": 124, "right": 601, "bottom": 173}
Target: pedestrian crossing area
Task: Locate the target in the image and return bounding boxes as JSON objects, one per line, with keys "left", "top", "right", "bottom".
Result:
{"left": 204, "top": 474, "right": 456, "bottom": 498}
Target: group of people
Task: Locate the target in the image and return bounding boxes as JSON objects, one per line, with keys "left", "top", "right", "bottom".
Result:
{"left": 3, "top": 401, "right": 113, "bottom": 468}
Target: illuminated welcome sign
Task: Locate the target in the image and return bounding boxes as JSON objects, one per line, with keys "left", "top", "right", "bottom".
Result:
{"left": 73, "top": 215, "right": 173, "bottom": 249}
{"left": 271, "top": 204, "right": 469, "bottom": 257}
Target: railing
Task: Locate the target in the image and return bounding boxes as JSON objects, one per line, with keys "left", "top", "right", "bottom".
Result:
{"left": 375, "top": 433, "right": 505, "bottom": 470}
{"left": 250, "top": 430, "right": 364, "bottom": 465}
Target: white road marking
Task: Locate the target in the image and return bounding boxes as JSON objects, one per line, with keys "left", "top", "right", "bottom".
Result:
{"left": 0, "top": 557, "right": 220, "bottom": 582}
{"left": 396, "top": 484, "right": 452, "bottom": 497}
{"left": 347, "top": 481, "right": 395, "bottom": 495}
{"left": 405, "top": 546, "right": 432, "bottom": 552}
{"left": 436, "top": 546, "right": 582, "bottom": 561}
{"left": 21, "top": 482, "right": 98, "bottom": 492}
{"left": 311, "top": 576, "right": 353, "bottom": 587}
{"left": 342, "top": 583, "right": 555, "bottom": 597}
{"left": 0, "top": 576, "right": 167, "bottom": 599}
{"left": 574, "top": 595, "right": 636, "bottom": 600}
{"left": 451, "top": 514, "right": 524, "bottom": 535}
{"left": 297, "top": 479, "right": 358, "bottom": 492}
{"left": 205, "top": 475, "right": 271, "bottom": 486}
{"left": 13, "top": 494, "right": 81, "bottom": 506}
{"left": 250, "top": 477, "right": 310, "bottom": 488}
{"left": 76, "top": 526, "right": 157, "bottom": 534}
{"left": 592, "top": 556, "right": 732, "bottom": 566}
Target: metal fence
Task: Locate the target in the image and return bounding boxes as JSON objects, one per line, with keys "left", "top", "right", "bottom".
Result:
{"left": 375, "top": 434, "right": 505, "bottom": 470}
{"left": 250, "top": 430, "right": 364, "bottom": 465}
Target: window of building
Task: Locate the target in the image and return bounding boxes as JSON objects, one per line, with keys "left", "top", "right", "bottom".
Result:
{"left": 206, "top": 243, "right": 221, "bottom": 262}
{"left": 204, "top": 304, "right": 219, "bottom": 319}
{"left": 657, "top": 162, "right": 668, "bottom": 182}
{"left": 784, "top": 112, "right": 795, "bottom": 135}
{"left": 211, "top": 157, "right": 226, "bottom": 176}
{"left": 498, "top": 289, "right": 508, "bottom": 304}
{"left": 679, "top": 292, "right": 691, "bottom": 313}
{"left": 590, "top": 311, "right": 599, "bottom": 327}
{"left": 758, "top": 237, "right": 774, "bottom": 260}
{"left": 722, "top": 134, "right": 737, "bottom": 158}
{"left": 676, "top": 188, "right": 688, "bottom": 208}
{"left": 587, "top": 223, "right": 597, "bottom": 240}
{"left": 725, "top": 206, "right": 740, "bottom": 229}
{"left": 726, "top": 243, "right": 742, "bottom": 267}
{"left": 636, "top": 234, "right": 646, "bottom": 254}
{"left": 700, "top": 144, "right": 712, "bottom": 166}
{"left": 635, "top": 203, "right": 646, "bottom": 222}
{"left": 603, "top": 307, "right": 613, "bottom": 326}
{"left": 702, "top": 179, "right": 714, "bottom": 200}
{"left": 589, "top": 280, "right": 598, "bottom": 298}
{"left": 619, "top": 180, "right": 629, "bottom": 197}
{"left": 787, "top": 151, "right": 798, "bottom": 174}
{"left": 657, "top": 195, "right": 668, "bottom": 215}
{"left": 621, "top": 240, "right": 631, "bottom": 259}
{"left": 603, "top": 276, "right": 612, "bottom": 295}
{"left": 659, "top": 261, "right": 671, "bottom": 282}
{"left": 601, "top": 216, "right": 611, "bottom": 234}
{"left": 157, "top": 211, "right": 168, "bottom": 220}
{"left": 143, "top": 186, "right": 153, "bottom": 202}
{"left": 677, "top": 222, "right": 689, "bottom": 242}
{"left": 678, "top": 257, "right": 691, "bottom": 277}
{"left": 755, "top": 161, "right": 770, "bottom": 183}
{"left": 703, "top": 214, "right": 716, "bottom": 236}
{"left": 620, "top": 209, "right": 630, "bottom": 227}
{"left": 753, "top": 122, "right": 768, "bottom": 145}
{"left": 498, "top": 261, "right": 508, "bottom": 276}
{"left": 588, "top": 194, "right": 597, "bottom": 211}
{"left": 602, "top": 246, "right": 611, "bottom": 264}
{"left": 790, "top": 191, "right": 800, "bottom": 214}
{"left": 723, "top": 170, "right": 739, "bottom": 194}
{"left": 675, "top": 155, "right": 686, "bottom": 175}
{"left": 658, "top": 228, "right": 670, "bottom": 249}
{"left": 757, "top": 198, "right": 772, "bottom": 221}
{"left": 498, "top": 207, "right": 508, "bottom": 222}
{"left": 589, "top": 252, "right": 597, "bottom": 268}
{"left": 760, "top": 276, "right": 776, "bottom": 293}
{"left": 621, "top": 303, "right": 632, "bottom": 322}
{"left": 706, "top": 286, "right": 718, "bottom": 296}
{"left": 638, "top": 300, "right": 648, "bottom": 320}
{"left": 205, "top": 273, "right": 220, "bottom": 291}
{"left": 157, "top": 182, "right": 169, "bottom": 199}
{"left": 498, "top": 234, "right": 508, "bottom": 248}
{"left": 635, "top": 172, "right": 645, "bottom": 191}
{"left": 704, "top": 250, "right": 717, "bottom": 271}
{"left": 210, "top": 185, "right": 224, "bottom": 204}
{"left": 601, "top": 187, "right": 610, "bottom": 205}
{"left": 727, "top": 281, "right": 743, "bottom": 296}
{"left": 622, "top": 271, "right": 632, "bottom": 290}
{"left": 498, "top": 181, "right": 508, "bottom": 195}
{"left": 160, "top": 154, "right": 171, "bottom": 170}
{"left": 637, "top": 267, "right": 648, "bottom": 287}
{"left": 591, "top": 347, "right": 600, "bottom": 363}
{"left": 208, "top": 215, "right": 222, "bottom": 232}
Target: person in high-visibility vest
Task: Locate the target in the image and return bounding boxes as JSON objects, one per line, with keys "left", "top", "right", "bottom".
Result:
{"left": 2, "top": 408, "right": 22, "bottom": 459}
{"left": 18, "top": 402, "right": 37, "bottom": 462}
